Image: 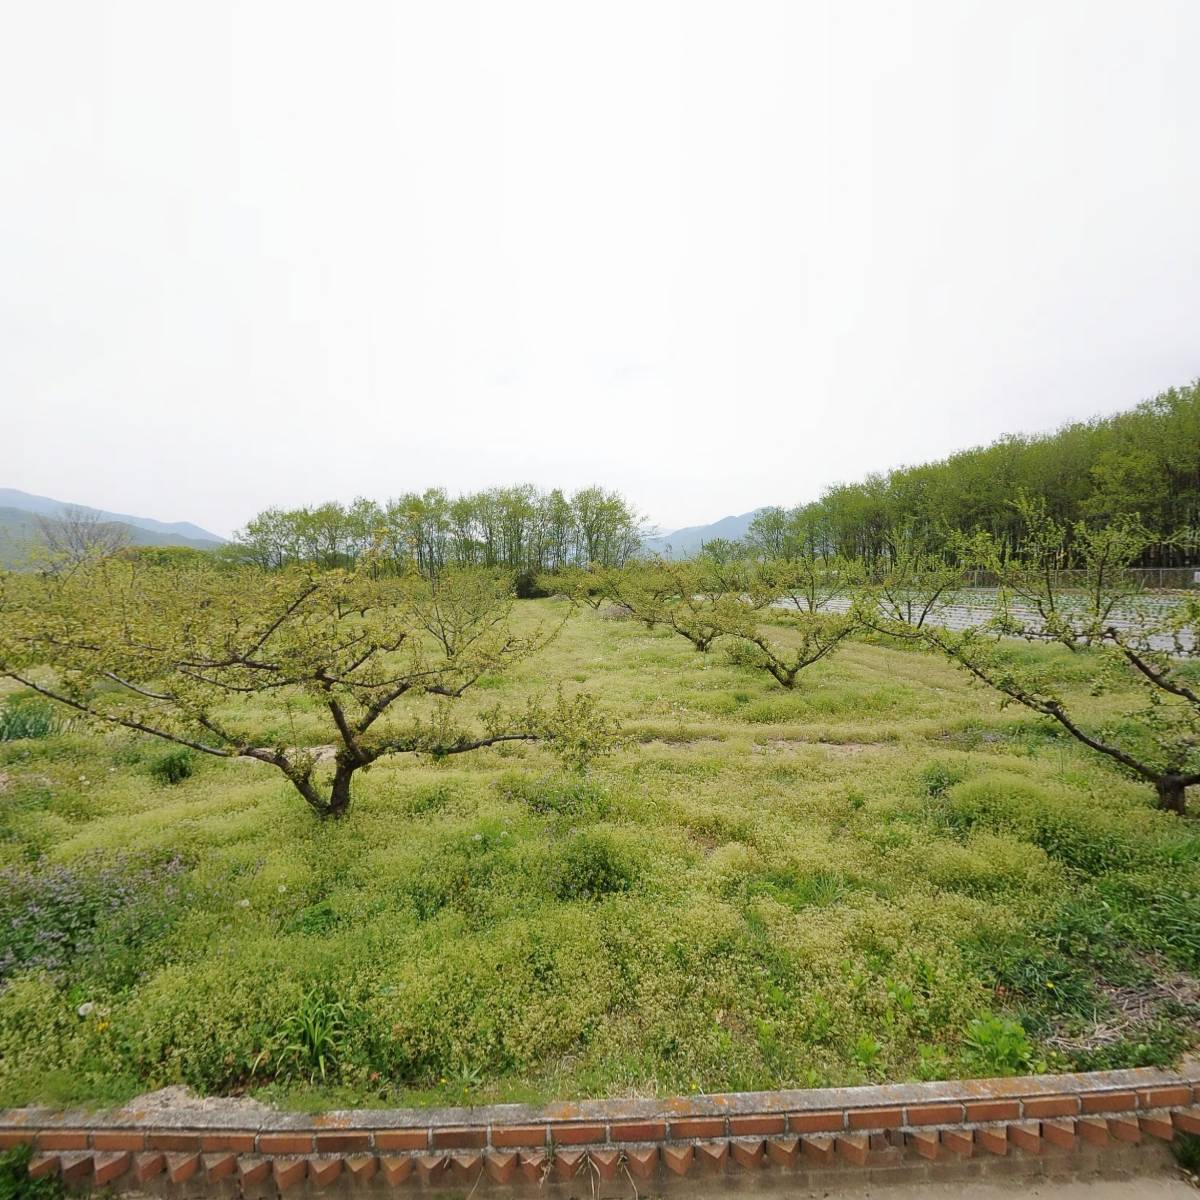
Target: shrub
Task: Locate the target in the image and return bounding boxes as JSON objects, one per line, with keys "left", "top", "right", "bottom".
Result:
{"left": 550, "top": 831, "right": 635, "bottom": 902}
{"left": 0, "top": 700, "right": 59, "bottom": 743}
{"left": 919, "top": 760, "right": 963, "bottom": 798}
{"left": 0, "top": 1143, "right": 65, "bottom": 1200}
{"left": 942, "top": 772, "right": 1165, "bottom": 874}
{"left": 147, "top": 748, "right": 194, "bottom": 785}
{"left": 0, "top": 855, "right": 187, "bottom": 985}
{"left": 962, "top": 1013, "right": 1040, "bottom": 1075}
{"left": 496, "top": 772, "right": 610, "bottom": 819}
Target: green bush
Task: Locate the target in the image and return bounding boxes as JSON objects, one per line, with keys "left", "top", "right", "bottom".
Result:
{"left": 147, "top": 748, "right": 194, "bottom": 785}
{"left": 962, "top": 1013, "right": 1040, "bottom": 1075}
{"left": 550, "top": 831, "right": 636, "bottom": 902}
{"left": 942, "top": 772, "right": 1166, "bottom": 874}
{"left": 497, "top": 772, "right": 610, "bottom": 819}
{"left": 918, "top": 760, "right": 963, "bottom": 798}
{"left": 0, "top": 1144, "right": 65, "bottom": 1200}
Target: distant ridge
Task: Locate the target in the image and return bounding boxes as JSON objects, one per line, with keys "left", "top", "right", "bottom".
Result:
{"left": 0, "top": 488, "right": 223, "bottom": 545}
{"left": 642, "top": 509, "right": 761, "bottom": 558}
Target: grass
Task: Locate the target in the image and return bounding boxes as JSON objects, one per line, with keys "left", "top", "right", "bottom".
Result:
{"left": 0, "top": 600, "right": 1197, "bottom": 1110}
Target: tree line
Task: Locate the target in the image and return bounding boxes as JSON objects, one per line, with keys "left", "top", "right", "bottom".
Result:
{"left": 746, "top": 380, "right": 1200, "bottom": 568}
{"left": 226, "top": 485, "right": 643, "bottom": 585}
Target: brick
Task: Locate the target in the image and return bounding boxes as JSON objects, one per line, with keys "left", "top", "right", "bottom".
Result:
{"left": 309, "top": 1157, "right": 344, "bottom": 1187}
{"left": 378, "top": 1156, "right": 413, "bottom": 1186}
{"left": 1139, "top": 1112, "right": 1175, "bottom": 1141}
{"left": 415, "top": 1154, "right": 447, "bottom": 1182}
{"left": 549, "top": 1122, "right": 605, "bottom": 1145}
{"left": 1107, "top": 1116, "right": 1141, "bottom": 1143}
{"left": 1041, "top": 1119, "right": 1076, "bottom": 1151}
{"left": 375, "top": 1129, "right": 427, "bottom": 1151}
{"left": 91, "top": 1151, "right": 130, "bottom": 1187}
{"left": 788, "top": 1110, "right": 844, "bottom": 1133}
{"left": 491, "top": 1124, "right": 546, "bottom": 1148}
{"left": 449, "top": 1152, "right": 482, "bottom": 1180}
{"left": 908, "top": 1130, "right": 939, "bottom": 1160}
{"left": 942, "top": 1128, "right": 974, "bottom": 1156}
{"left": 36, "top": 1132, "right": 88, "bottom": 1151}
{"left": 975, "top": 1127, "right": 1009, "bottom": 1155}
{"left": 965, "top": 1100, "right": 1020, "bottom": 1122}
{"left": 134, "top": 1151, "right": 166, "bottom": 1182}
{"left": 906, "top": 1103, "right": 963, "bottom": 1126}
{"left": 431, "top": 1126, "right": 485, "bottom": 1150}
{"left": 1007, "top": 1123, "right": 1041, "bottom": 1154}
{"left": 0, "top": 1133, "right": 32, "bottom": 1150}
{"left": 611, "top": 1120, "right": 666, "bottom": 1142}
{"left": 201, "top": 1133, "right": 257, "bottom": 1154}
{"left": 484, "top": 1151, "right": 517, "bottom": 1184}
{"left": 588, "top": 1149, "right": 621, "bottom": 1181}
{"left": 517, "top": 1151, "right": 546, "bottom": 1182}
{"left": 258, "top": 1133, "right": 313, "bottom": 1155}
{"left": 315, "top": 1132, "right": 371, "bottom": 1154}
{"left": 1022, "top": 1096, "right": 1078, "bottom": 1119}
{"left": 867, "top": 1143, "right": 903, "bottom": 1166}
{"left": 1138, "top": 1086, "right": 1192, "bottom": 1109}
{"left": 553, "top": 1149, "right": 585, "bottom": 1180}
{"left": 1077, "top": 1117, "right": 1111, "bottom": 1146}
{"left": 1080, "top": 1090, "right": 1137, "bottom": 1114}
{"left": 148, "top": 1131, "right": 203, "bottom": 1152}
{"left": 730, "top": 1138, "right": 765, "bottom": 1169}
{"left": 238, "top": 1156, "right": 271, "bottom": 1185}
{"left": 60, "top": 1153, "right": 93, "bottom": 1184}
{"left": 766, "top": 1135, "right": 800, "bottom": 1168}
{"left": 848, "top": 1106, "right": 902, "bottom": 1130}
{"left": 167, "top": 1151, "right": 201, "bottom": 1183}
{"left": 730, "top": 1114, "right": 785, "bottom": 1136}
{"left": 801, "top": 1134, "right": 834, "bottom": 1166}
{"left": 345, "top": 1153, "right": 378, "bottom": 1182}
{"left": 695, "top": 1141, "right": 728, "bottom": 1172}
{"left": 626, "top": 1146, "right": 659, "bottom": 1178}
{"left": 835, "top": 1133, "right": 868, "bottom": 1165}
{"left": 663, "top": 1144, "right": 693, "bottom": 1175}
{"left": 669, "top": 1117, "right": 725, "bottom": 1139}
{"left": 92, "top": 1131, "right": 144, "bottom": 1152}
{"left": 869, "top": 1132, "right": 891, "bottom": 1150}
{"left": 27, "top": 1155, "right": 59, "bottom": 1181}
{"left": 1172, "top": 1108, "right": 1200, "bottom": 1134}
{"left": 204, "top": 1152, "right": 238, "bottom": 1181}
{"left": 273, "top": 1157, "right": 308, "bottom": 1190}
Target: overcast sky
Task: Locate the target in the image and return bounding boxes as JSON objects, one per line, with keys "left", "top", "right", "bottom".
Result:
{"left": 3, "top": 2, "right": 1198, "bottom": 537}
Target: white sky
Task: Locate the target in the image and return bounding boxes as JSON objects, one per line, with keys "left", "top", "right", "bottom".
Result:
{"left": 3, "top": 2, "right": 1198, "bottom": 538}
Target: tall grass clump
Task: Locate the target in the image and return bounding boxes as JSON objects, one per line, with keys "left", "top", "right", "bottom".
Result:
{"left": 0, "top": 700, "right": 60, "bottom": 742}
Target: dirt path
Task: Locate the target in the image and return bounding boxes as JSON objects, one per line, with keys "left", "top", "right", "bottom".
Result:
{"left": 808, "top": 1176, "right": 1195, "bottom": 1198}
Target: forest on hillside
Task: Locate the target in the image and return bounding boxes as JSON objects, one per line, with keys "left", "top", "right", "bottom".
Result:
{"left": 749, "top": 381, "right": 1200, "bottom": 567}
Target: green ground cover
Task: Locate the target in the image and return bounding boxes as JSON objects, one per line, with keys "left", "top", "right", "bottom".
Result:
{"left": 0, "top": 600, "right": 1197, "bottom": 1110}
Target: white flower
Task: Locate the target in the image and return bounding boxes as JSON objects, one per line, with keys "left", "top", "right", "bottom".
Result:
{"left": 277, "top": 884, "right": 287, "bottom": 893}
{"left": 77, "top": 1002, "right": 95, "bottom": 1017}
{"left": 236, "top": 898, "right": 251, "bottom": 908}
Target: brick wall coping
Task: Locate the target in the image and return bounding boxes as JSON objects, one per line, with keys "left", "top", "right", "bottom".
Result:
{"left": 2, "top": 1064, "right": 1197, "bottom": 1137}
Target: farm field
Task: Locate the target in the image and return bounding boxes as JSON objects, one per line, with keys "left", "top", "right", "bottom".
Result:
{"left": 1, "top": 599, "right": 1197, "bottom": 1112}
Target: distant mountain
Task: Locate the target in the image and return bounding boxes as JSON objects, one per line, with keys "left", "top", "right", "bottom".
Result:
{"left": 0, "top": 488, "right": 223, "bottom": 545}
{"left": 642, "top": 509, "right": 762, "bottom": 558}
{"left": 0, "top": 489, "right": 224, "bottom": 567}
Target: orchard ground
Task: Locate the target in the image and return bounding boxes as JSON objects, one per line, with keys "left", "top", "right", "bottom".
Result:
{"left": 0, "top": 599, "right": 1197, "bottom": 1111}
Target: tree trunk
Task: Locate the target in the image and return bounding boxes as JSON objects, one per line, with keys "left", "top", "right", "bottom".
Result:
{"left": 1155, "top": 775, "right": 1187, "bottom": 816}
{"left": 327, "top": 761, "right": 357, "bottom": 818}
